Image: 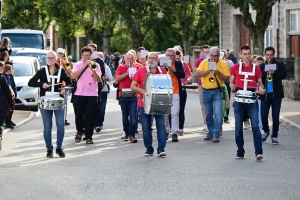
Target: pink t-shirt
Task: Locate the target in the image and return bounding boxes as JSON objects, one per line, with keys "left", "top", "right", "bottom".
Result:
{"left": 181, "top": 61, "right": 192, "bottom": 85}
{"left": 194, "top": 57, "right": 204, "bottom": 85}
{"left": 132, "top": 66, "right": 167, "bottom": 108}
{"left": 72, "top": 60, "right": 101, "bottom": 96}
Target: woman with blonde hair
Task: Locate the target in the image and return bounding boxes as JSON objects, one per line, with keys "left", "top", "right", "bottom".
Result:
{"left": 0, "top": 37, "right": 12, "bottom": 56}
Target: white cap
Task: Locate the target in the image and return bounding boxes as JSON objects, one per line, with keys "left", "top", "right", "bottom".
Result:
{"left": 56, "top": 48, "right": 65, "bottom": 54}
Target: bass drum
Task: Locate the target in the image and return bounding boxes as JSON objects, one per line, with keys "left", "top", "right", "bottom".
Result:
{"left": 144, "top": 74, "right": 173, "bottom": 115}
{"left": 39, "top": 96, "right": 65, "bottom": 110}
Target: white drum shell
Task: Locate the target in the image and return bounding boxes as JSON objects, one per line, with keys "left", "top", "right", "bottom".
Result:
{"left": 39, "top": 96, "right": 65, "bottom": 110}
{"left": 144, "top": 74, "right": 173, "bottom": 115}
{"left": 233, "top": 90, "right": 257, "bottom": 104}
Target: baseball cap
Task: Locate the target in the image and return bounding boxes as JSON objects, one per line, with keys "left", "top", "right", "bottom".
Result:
{"left": 137, "top": 47, "right": 145, "bottom": 52}
{"left": 56, "top": 48, "right": 65, "bottom": 54}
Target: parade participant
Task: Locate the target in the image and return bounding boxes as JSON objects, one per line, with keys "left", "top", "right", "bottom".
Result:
{"left": 228, "top": 49, "right": 237, "bottom": 64}
{"left": 88, "top": 43, "right": 105, "bottom": 132}
{"left": 194, "top": 45, "right": 210, "bottom": 130}
{"left": 56, "top": 48, "right": 65, "bottom": 67}
{"left": 72, "top": 46, "right": 102, "bottom": 144}
{"left": 3, "top": 64, "right": 16, "bottom": 128}
{"left": 131, "top": 52, "right": 167, "bottom": 156}
{"left": 196, "top": 47, "right": 230, "bottom": 143}
{"left": 220, "top": 50, "right": 234, "bottom": 123}
{"left": 98, "top": 52, "right": 113, "bottom": 131}
{"left": 175, "top": 50, "right": 192, "bottom": 136}
{"left": 164, "top": 48, "right": 185, "bottom": 142}
{"left": 259, "top": 47, "right": 286, "bottom": 144}
{"left": 255, "top": 56, "right": 265, "bottom": 134}
{"left": 28, "top": 51, "right": 72, "bottom": 158}
{"left": 115, "top": 52, "right": 139, "bottom": 143}
{"left": 1, "top": 51, "right": 10, "bottom": 62}
{"left": 230, "top": 46, "right": 265, "bottom": 160}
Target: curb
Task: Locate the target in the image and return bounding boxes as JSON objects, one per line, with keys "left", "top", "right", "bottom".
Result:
{"left": 3, "top": 112, "right": 36, "bottom": 134}
{"left": 280, "top": 115, "right": 300, "bottom": 132}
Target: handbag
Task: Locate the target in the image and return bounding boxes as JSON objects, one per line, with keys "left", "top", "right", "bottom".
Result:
{"left": 214, "top": 74, "right": 226, "bottom": 100}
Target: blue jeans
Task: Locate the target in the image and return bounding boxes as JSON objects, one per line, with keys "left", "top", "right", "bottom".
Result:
{"left": 233, "top": 102, "right": 263, "bottom": 155}
{"left": 119, "top": 97, "right": 138, "bottom": 137}
{"left": 139, "top": 108, "right": 166, "bottom": 154}
{"left": 257, "top": 99, "right": 262, "bottom": 130}
{"left": 260, "top": 93, "right": 282, "bottom": 138}
{"left": 202, "top": 89, "right": 222, "bottom": 137}
{"left": 40, "top": 108, "right": 65, "bottom": 150}
{"left": 99, "top": 92, "right": 108, "bottom": 126}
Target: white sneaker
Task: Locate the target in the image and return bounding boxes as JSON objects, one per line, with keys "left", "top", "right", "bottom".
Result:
{"left": 256, "top": 154, "right": 263, "bottom": 161}
{"left": 202, "top": 125, "right": 208, "bottom": 131}
{"left": 243, "top": 124, "right": 250, "bottom": 130}
{"left": 121, "top": 131, "right": 126, "bottom": 139}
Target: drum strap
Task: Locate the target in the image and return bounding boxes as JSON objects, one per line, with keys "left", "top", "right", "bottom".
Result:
{"left": 146, "top": 66, "right": 162, "bottom": 74}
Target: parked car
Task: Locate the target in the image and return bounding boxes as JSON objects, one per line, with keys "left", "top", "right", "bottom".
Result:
{"left": 10, "top": 56, "right": 41, "bottom": 111}
{"left": 15, "top": 49, "right": 50, "bottom": 68}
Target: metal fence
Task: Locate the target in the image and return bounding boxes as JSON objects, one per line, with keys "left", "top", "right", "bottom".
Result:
{"left": 275, "top": 58, "right": 295, "bottom": 80}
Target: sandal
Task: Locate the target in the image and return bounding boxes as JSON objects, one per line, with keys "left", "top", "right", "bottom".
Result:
{"left": 75, "top": 132, "right": 82, "bottom": 143}
{"left": 86, "top": 139, "right": 94, "bottom": 144}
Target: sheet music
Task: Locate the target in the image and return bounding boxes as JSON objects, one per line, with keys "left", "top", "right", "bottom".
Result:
{"left": 208, "top": 62, "right": 216, "bottom": 70}
{"left": 141, "top": 50, "right": 149, "bottom": 58}
{"left": 160, "top": 58, "right": 172, "bottom": 67}
{"left": 129, "top": 68, "right": 137, "bottom": 77}
{"left": 265, "top": 64, "right": 276, "bottom": 71}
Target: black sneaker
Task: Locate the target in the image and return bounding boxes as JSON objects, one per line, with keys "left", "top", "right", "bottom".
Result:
{"left": 144, "top": 152, "right": 153, "bottom": 157}
{"left": 135, "top": 130, "right": 139, "bottom": 134}
{"left": 213, "top": 136, "right": 220, "bottom": 143}
{"left": 271, "top": 137, "right": 279, "bottom": 145}
{"left": 262, "top": 132, "right": 270, "bottom": 142}
{"left": 158, "top": 152, "right": 166, "bottom": 157}
{"left": 4, "top": 124, "right": 14, "bottom": 129}
{"left": 55, "top": 148, "right": 65, "bottom": 158}
{"left": 172, "top": 134, "right": 178, "bottom": 142}
{"left": 46, "top": 150, "right": 53, "bottom": 158}
{"left": 10, "top": 121, "right": 16, "bottom": 127}
{"left": 204, "top": 133, "right": 213, "bottom": 140}
{"left": 235, "top": 153, "right": 244, "bottom": 159}
{"left": 64, "top": 120, "right": 70, "bottom": 126}
{"left": 166, "top": 133, "right": 169, "bottom": 140}
{"left": 95, "top": 126, "right": 101, "bottom": 132}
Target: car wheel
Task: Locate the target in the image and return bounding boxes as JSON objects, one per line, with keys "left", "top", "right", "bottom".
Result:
{"left": 31, "top": 105, "right": 39, "bottom": 112}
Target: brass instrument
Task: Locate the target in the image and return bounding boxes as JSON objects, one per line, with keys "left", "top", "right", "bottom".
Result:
{"left": 90, "top": 61, "right": 98, "bottom": 71}
{"left": 208, "top": 59, "right": 215, "bottom": 83}
{"left": 266, "top": 59, "right": 272, "bottom": 82}
{"left": 62, "top": 52, "right": 73, "bottom": 70}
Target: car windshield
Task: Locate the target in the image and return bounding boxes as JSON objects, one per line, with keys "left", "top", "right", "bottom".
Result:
{"left": 13, "top": 62, "right": 33, "bottom": 76}
{"left": 16, "top": 52, "right": 46, "bottom": 66}
{"left": 1, "top": 33, "right": 44, "bottom": 49}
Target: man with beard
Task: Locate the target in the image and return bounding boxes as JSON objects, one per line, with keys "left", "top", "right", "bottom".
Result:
{"left": 131, "top": 52, "right": 167, "bottom": 157}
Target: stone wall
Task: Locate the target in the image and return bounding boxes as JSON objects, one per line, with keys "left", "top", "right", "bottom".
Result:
{"left": 283, "top": 58, "right": 300, "bottom": 100}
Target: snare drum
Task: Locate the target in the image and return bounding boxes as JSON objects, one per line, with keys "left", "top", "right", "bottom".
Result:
{"left": 39, "top": 96, "right": 65, "bottom": 110}
{"left": 144, "top": 74, "right": 173, "bottom": 115}
{"left": 233, "top": 90, "right": 257, "bottom": 104}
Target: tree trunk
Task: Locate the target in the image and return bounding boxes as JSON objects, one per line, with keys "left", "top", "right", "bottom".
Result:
{"left": 131, "top": 35, "right": 143, "bottom": 51}
{"left": 65, "top": 38, "right": 74, "bottom": 57}
{"left": 181, "top": 22, "right": 189, "bottom": 55}
{"left": 102, "top": 36, "right": 110, "bottom": 54}
{"left": 251, "top": 30, "right": 265, "bottom": 55}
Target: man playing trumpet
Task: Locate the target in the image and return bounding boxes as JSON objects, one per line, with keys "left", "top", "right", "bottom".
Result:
{"left": 196, "top": 47, "right": 230, "bottom": 142}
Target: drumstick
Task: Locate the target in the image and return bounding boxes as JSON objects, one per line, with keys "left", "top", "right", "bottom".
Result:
{"left": 49, "top": 83, "right": 62, "bottom": 86}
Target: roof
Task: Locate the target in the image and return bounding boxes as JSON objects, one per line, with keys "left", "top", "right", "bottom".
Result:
{"left": 16, "top": 49, "right": 50, "bottom": 54}
{"left": 1, "top": 29, "right": 43, "bottom": 34}
{"left": 10, "top": 56, "right": 39, "bottom": 62}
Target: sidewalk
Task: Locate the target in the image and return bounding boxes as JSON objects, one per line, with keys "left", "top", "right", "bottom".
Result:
{"left": 3, "top": 110, "right": 35, "bottom": 134}
{"left": 187, "top": 84, "right": 300, "bottom": 132}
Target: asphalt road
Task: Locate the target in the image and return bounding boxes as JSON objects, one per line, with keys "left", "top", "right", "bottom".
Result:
{"left": 0, "top": 88, "right": 300, "bottom": 200}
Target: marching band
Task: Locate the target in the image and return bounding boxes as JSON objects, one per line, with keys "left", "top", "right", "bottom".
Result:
{"left": 0, "top": 43, "right": 286, "bottom": 161}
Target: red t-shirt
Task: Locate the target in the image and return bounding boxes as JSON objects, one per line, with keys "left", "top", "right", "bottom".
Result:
{"left": 230, "top": 63, "right": 262, "bottom": 89}
{"left": 132, "top": 66, "right": 167, "bottom": 108}
{"left": 115, "top": 64, "right": 140, "bottom": 97}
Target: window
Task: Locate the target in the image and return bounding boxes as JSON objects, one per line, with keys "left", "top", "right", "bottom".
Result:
{"left": 290, "top": 9, "right": 300, "bottom": 32}
{"left": 264, "top": 17, "right": 273, "bottom": 48}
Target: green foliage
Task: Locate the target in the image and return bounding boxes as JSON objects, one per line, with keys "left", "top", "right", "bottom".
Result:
{"left": 2, "top": 0, "right": 51, "bottom": 32}
{"left": 189, "top": 0, "right": 219, "bottom": 47}
{"left": 110, "top": 24, "right": 132, "bottom": 53}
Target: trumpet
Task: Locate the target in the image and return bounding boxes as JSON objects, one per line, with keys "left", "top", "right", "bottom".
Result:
{"left": 266, "top": 59, "right": 272, "bottom": 82}
{"left": 208, "top": 59, "right": 215, "bottom": 82}
{"left": 90, "top": 61, "right": 98, "bottom": 71}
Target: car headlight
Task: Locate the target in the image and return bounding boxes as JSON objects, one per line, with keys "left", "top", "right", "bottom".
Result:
{"left": 22, "top": 86, "right": 34, "bottom": 91}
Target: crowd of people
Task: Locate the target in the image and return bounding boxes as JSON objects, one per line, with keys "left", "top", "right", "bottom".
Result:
{"left": 0, "top": 38, "right": 286, "bottom": 161}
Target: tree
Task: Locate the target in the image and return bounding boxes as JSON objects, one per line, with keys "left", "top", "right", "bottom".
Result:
{"left": 189, "top": 0, "right": 219, "bottom": 48}
{"left": 81, "top": 0, "right": 118, "bottom": 53}
{"left": 225, "top": 0, "right": 282, "bottom": 55}
{"left": 3, "top": 0, "right": 50, "bottom": 32}
{"left": 42, "top": 0, "right": 86, "bottom": 55}
{"left": 109, "top": 0, "right": 161, "bottom": 50}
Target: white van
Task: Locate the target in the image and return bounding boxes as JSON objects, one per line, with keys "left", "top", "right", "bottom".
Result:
{"left": 0, "top": 29, "right": 47, "bottom": 55}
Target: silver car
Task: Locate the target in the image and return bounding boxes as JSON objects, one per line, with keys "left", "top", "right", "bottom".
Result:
{"left": 10, "top": 56, "right": 41, "bottom": 111}
{"left": 15, "top": 49, "right": 50, "bottom": 68}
